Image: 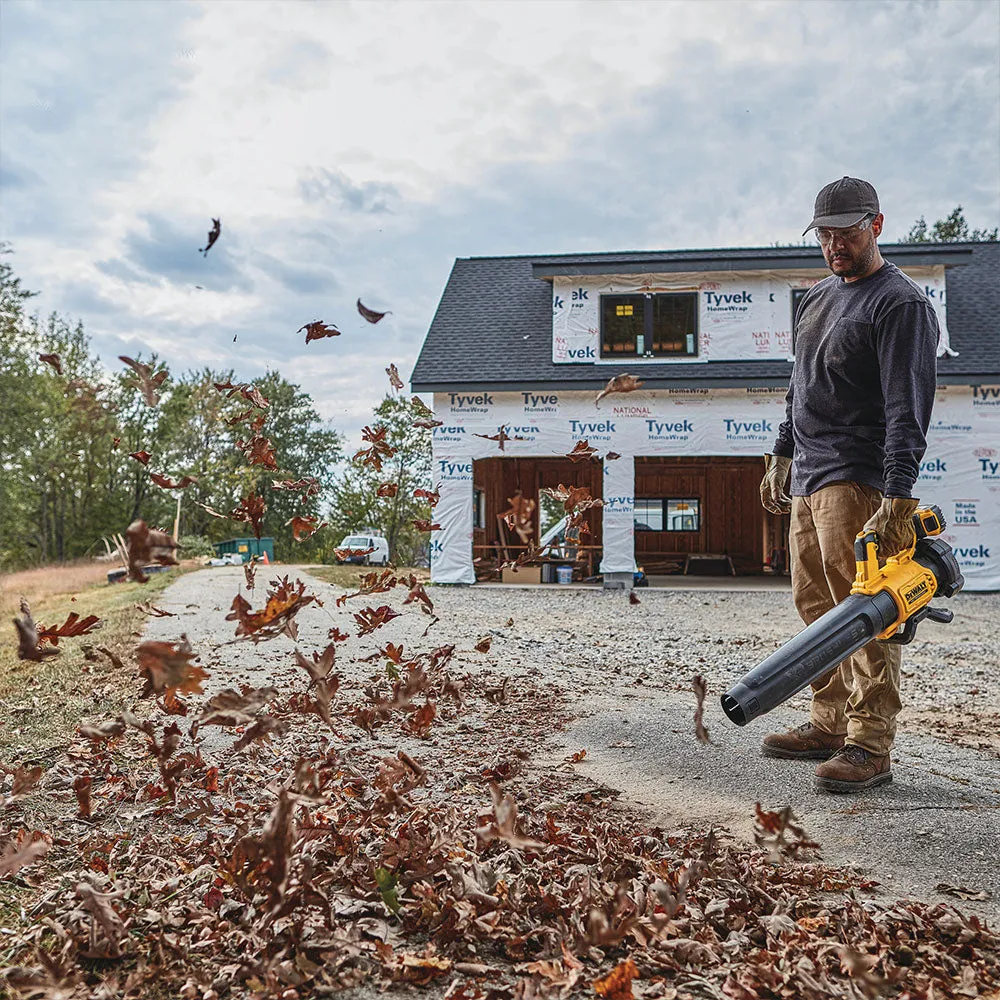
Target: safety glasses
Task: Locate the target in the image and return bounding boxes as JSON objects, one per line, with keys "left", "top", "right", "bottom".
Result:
{"left": 815, "top": 215, "right": 875, "bottom": 245}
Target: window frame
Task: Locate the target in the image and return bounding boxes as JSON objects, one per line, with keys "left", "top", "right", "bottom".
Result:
{"left": 633, "top": 497, "right": 702, "bottom": 533}
{"left": 473, "top": 488, "right": 486, "bottom": 530}
{"left": 665, "top": 498, "right": 701, "bottom": 533}
{"left": 600, "top": 292, "right": 699, "bottom": 360}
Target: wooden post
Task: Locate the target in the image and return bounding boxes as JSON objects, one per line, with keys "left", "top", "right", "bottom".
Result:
{"left": 173, "top": 494, "right": 182, "bottom": 543}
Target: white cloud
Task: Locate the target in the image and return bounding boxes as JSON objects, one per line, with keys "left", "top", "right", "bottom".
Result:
{"left": 1, "top": 0, "right": 997, "bottom": 447}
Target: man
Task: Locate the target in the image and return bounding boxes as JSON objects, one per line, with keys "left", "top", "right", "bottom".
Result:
{"left": 760, "top": 176, "right": 939, "bottom": 793}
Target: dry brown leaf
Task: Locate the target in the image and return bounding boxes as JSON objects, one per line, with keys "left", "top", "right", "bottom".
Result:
{"left": 150, "top": 472, "right": 198, "bottom": 490}
{"left": 936, "top": 882, "right": 991, "bottom": 901}
{"left": 135, "top": 602, "right": 176, "bottom": 618}
{"left": 358, "top": 299, "right": 391, "bottom": 324}
{"left": 227, "top": 576, "right": 318, "bottom": 642}
{"left": 0, "top": 829, "right": 52, "bottom": 877}
{"left": 192, "top": 686, "right": 278, "bottom": 734}
{"left": 137, "top": 636, "right": 207, "bottom": 696}
{"left": 286, "top": 515, "right": 326, "bottom": 541}
{"left": 353, "top": 424, "right": 396, "bottom": 472}
{"left": 413, "top": 487, "right": 440, "bottom": 507}
{"left": 753, "top": 803, "right": 820, "bottom": 861}
{"left": 214, "top": 380, "right": 269, "bottom": 409}
{"left": 595, "top": 373, "right": 644, "bottom": 405}
{"left": 501, "top": 492, "right": 536, "bottom": 544}
{"left": 13, "top": 599, "right": 61, "bottom": 662}
{"left": 73, "top": 774, "right": 92, "bottom": 819}
{"left": 199, "top": 216, "right": 221, "bottom": 256}
{"left": 593, "top": 959, "right": 639, "bottom": 1000}
{"left": 119, "top": 355, "right": 168, "bottom": 407}
{"left": 476, "top": 782, "right": 545, "bottom": 852}
{"left": 1, "top": 763, "right": 44, "bottom": 801}
{"left": 35, "top": 612, "right": 102, "bottom": 647}
{"left": 567, "top": 439, "right": 599, "bottom": 463}
{"left": 354, "top": 605, "right": 401, "bottom": 637}
{"left": 79, "top": 718, "right": 126, "bottom": 741}
{"left": 692, "top": 674, "right": 711, "bottom": 743}
{"left": 125, "top": 519, "right": 179, "bottom": 583}
{"left": 299, "top": 320, "right": 341, "bottom": 341}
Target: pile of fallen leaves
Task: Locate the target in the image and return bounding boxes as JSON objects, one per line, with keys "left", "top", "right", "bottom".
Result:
{"left": 3, "top": 594, "right": 998, "bottom": 998}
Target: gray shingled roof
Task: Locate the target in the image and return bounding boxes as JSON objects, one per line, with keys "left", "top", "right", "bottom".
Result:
{"left": 410, "top": 242, "right": 999, "bottom": 391}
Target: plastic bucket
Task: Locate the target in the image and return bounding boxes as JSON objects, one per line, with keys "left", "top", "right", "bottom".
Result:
{"left": 556, "top": 566, "right": 573, "bottom": 585}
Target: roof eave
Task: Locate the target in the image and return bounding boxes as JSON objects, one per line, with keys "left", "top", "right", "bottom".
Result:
{"left": 531, "top": 245, "right": 975, "bottom": 278}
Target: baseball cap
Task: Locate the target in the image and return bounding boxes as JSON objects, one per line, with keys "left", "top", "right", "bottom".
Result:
{"left": 803, "top": 176, "right": 880, "bottom": 235}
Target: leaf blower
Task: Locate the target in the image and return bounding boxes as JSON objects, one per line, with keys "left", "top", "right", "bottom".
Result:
{"left": 721, "top": 505, "right": 964, "bottom": 727}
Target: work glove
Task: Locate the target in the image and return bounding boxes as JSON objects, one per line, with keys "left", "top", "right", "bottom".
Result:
{"left": 760, "top": 454, "right": 793, "bottom": 514}
{"left": 863, "top": 497, "right": 920, "bottom": 558}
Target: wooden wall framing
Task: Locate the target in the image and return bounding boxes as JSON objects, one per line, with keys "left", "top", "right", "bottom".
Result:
{"left": 472, "top": 455, "right": 784, "bottom": 575}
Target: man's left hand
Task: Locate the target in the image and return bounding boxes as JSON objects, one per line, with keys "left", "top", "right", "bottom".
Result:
{"left": 863, "top": 497, "right": 920, "bottom": 558}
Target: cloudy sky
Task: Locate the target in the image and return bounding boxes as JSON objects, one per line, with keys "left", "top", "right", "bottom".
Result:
{"left": 2, "top": 0, "right": 998, "bottom": 446}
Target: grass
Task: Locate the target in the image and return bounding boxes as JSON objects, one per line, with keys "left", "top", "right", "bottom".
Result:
{"left": 305, "top": 563, "right": 429, "bottom": 589}
{"left": 0, "top": 561, "right": 199, "bottom": 762}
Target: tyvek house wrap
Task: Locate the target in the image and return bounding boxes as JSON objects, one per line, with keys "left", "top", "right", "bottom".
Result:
{"left": 429, "top": 388, "right": 999, "bottom": 591}
{"left": 551, "top": 267, "right": 956, "bottom": 365}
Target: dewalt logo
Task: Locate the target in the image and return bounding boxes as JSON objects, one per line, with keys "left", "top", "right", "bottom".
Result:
{"left": 902, "top": 580, "right": 929, "bottom": 606}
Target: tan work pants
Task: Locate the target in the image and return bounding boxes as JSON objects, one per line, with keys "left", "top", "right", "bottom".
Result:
{"left": 789, "top": 482, "right": 902, "bottom": 755}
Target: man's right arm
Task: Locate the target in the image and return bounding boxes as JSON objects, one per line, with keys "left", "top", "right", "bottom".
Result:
{"left": 772, "top": 380, "right": 794, "bottom": 458}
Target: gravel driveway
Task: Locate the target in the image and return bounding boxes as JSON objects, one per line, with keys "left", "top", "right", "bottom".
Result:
{"left": 145, "top": 567, "right": 1000, "bottom": 918}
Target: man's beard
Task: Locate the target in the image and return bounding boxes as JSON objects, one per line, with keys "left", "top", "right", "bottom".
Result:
{"left": 826, "top": 238, "right": 877, "bottom": 278}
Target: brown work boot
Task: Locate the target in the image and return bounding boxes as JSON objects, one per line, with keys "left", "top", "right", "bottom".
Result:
{"left": 761, "top": 722, "right": 845, "bottom": 760}
{"left": 814, "top": 744, "right": 892, "bottom": 793}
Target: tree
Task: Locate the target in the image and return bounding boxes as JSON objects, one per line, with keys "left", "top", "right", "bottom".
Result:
{"left": 900, "top": 206, "right": 998, "bottom": 243}
{"left": 325, "top": 395, "right": 433, "bottom": 565}
{"left": 0, "top": 248, "right": 344, "bottom": 569}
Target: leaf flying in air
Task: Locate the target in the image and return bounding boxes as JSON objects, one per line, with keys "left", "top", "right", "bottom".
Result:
{"left": 357, "top": 299, "right": 391, "bottom": 324}
{"left": 137, "top": 636, "right": 208, "bottom": 697}
{"left": 595, "top": 373, "right": 644, "bottom": 406}
{"left": 119, "top": 356, "right": 169, "bottom": 407}
{"left": 199, "top": 217, "right": 221, "bottom": 256}
{"left": 286, "top": 516, "right": 326, "bottom": 541}
{"left": 386, "top": 363, "right": 404, "bottom": 390}
{"left": 299, "top": 321, "right": 341, "bottom": 342}
{"left": 150, "top": 473, "right": 198, "bottom": 490}
{"left": 692, "top": 674, "right": 711, "bottom": 743}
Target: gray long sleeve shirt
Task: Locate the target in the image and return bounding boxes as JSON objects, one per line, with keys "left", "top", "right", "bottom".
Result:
{"left": 772, "top": 262, "right": 938, "bottom": 498}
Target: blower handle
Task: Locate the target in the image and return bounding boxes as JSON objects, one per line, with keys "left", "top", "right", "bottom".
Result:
{"left": 853, "top": 531, "right": 881, "bottom": 587}
{"left": 884, "top": 605, "right": 954, "bottom": 645}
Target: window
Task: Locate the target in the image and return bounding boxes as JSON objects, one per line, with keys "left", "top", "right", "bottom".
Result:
{"left": 633, "top": 498, "right": 701, "bottom": 532}
{"left": 473, "top": 488, "right": 486, "bottom": 530}
{"left": 666, "top": 498, "right": 700, "bottom": 532}
{"left": 634, "top": 499, "right": 663, "bottom": 531}
{"left": 601, "top": 293, "right": 698, "bottom": 358}
{"left": 790, "top": 288, "right": 809, "bottom": 354}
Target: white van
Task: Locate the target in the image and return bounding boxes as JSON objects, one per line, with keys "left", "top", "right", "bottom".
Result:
{"left": 335, "top": 533, "right": 390, "bottom": 566}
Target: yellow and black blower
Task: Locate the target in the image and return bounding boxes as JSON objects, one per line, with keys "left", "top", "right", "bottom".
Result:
{"left": 721, "top": 505, "right": 964, "bottom": 727}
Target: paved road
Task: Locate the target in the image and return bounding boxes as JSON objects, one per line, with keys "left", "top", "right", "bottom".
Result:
{"left": 145, "top": 567, "right": 1000, "bottom": 919}
{"left": 564, "top": 696, "right": 1000, "bottom": 918}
